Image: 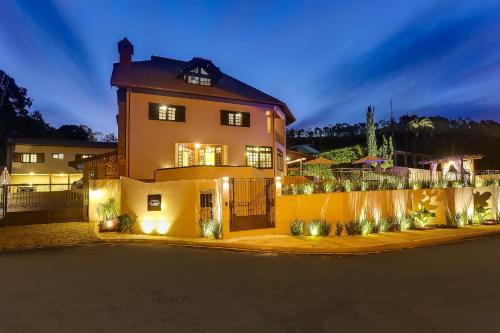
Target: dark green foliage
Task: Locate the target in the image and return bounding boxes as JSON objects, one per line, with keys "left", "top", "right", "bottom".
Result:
{"left": 410, "top": 206, "right": 436, "bottom": 229}
{"left": 290, "top": 219, "right": 305, "bottom": 236}
{"left": 319, "top": 145, "right": 364, "bottom": 165}
{"left": 366, "top": 105, "right": 377, "bottom": 157}
{"left": 335, "top": 222, "right": 343, "bottom": 236}
{"left": 344, "top": 220, "right": 363, "bottom": 235}
{"left": 307, "top": 219, "right": 331, "bottom": 236}
{"left": 199, "top": 219, "right": 222, "bottom": 239}
{"left": 117, "top": 214, "right": 136, "bottom": 233}
{"left": 287, "top": 115, "right": 500, "bottom": 170}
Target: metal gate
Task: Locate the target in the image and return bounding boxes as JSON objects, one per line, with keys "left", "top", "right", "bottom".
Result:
{"left": 3, "top": 184, "right": 84, "bottom": 226}
{"left": 229, "top": 178, "right": 275, "bottom": 231}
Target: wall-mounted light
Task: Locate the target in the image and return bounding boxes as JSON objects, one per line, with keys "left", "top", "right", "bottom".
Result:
{"left": 194, "top": 143, "right": 201, "bottom": 149}
{"left": 29, "top": 172, "right": 34, "bottom": 176}
{"left": 89, "top": 189, "right": 102, "bottom": 199}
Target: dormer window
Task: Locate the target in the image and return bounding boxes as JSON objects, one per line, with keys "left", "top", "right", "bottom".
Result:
{"left": 185, "top": 67, "right": 212, "bottom": 86}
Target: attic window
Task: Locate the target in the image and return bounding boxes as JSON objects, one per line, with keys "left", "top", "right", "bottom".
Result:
{"left": 185, "top": 67, "right": 212, "bottom": 86}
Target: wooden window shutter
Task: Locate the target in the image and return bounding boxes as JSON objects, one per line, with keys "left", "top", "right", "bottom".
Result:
{"left": 13, "top": 152, "right": 21, "bottom": 162}
{"left": 220, "top": 110, "right": 229, "bottom": 125}
{"left": 175, "top": 106, "right": 186, "bottom": 122}
{"left": 37, "top": 153, "right": 45, "bottom": 163}
{"left": 242, "top": 112, "right": 250, "bottom": 127}
{"left": 149, "top": 103, "right": 159, "bottom": 120}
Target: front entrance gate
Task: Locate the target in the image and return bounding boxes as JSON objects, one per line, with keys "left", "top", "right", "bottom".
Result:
{"left": 2, "top": 184, "right": 84, "bottom": 226}
{"left": 229, "top": 178, "right": 275, "bottom": 231}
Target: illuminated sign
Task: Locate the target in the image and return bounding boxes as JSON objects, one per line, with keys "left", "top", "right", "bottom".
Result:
{"left": 147, "top": 194, "right": 161, "bottom": 211}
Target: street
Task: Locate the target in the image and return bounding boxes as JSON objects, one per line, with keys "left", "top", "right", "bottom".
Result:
{"left": 1, "top": 237, "right": 500, "bottom": 332}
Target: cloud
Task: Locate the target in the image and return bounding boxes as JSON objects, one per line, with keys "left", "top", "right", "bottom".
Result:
{"left": 298, "top": 2, "right": 500, "bottom": 127}
{"left": 0, "top": 0, "right": 103, "bottom": 99}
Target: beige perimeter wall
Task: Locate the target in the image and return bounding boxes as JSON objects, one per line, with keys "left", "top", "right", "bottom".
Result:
{"left": 89, "top": 178, "right": 500, "bottom": 238}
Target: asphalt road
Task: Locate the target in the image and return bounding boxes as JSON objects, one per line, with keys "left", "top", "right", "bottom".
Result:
{"left": 1, "top": 237, "right": 500, "bottom": 333}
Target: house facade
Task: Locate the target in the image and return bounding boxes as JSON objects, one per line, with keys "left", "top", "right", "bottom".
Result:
{"left": 3, "top": 138, "right": 116, "bottom": 187}
{"left": 110, "top": 38, "right": 294, "bottom": 181}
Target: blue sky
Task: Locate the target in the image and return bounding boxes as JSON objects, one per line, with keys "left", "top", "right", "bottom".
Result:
{"left": 1, "top": 0, "right": 499, "bottom": 134}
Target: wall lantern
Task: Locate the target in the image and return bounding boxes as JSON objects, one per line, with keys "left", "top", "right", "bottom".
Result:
{"left": 147, "top": 194, "right": 162, "bottom": 211}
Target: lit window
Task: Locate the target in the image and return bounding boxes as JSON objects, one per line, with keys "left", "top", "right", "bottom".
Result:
{"left": 277, "top": 149, "right": 284, "bottom": 171}
{"left": 246, "top": 146, "right": 272, "bottom": 169}
{"left": 52, "top": 153, "right": 64, "bottom": 159}
{"left": 177, "top": 144, "right": 194, "bottom": 167}
{"left": 199, "top": 77, "right": 211, "bottom": 86}
{"left": 21, "top": 153, "right": 38, "bottom": 163}
{"left": 222, "top": 111, "right": 248, "bottom": 127}
{"left": 158, "top": 105, "right": 167, "bottom": 120}
{"left": 198, "top": 146, "right": 223, "bottom": 166}
{"left": 150, "top": 103, "right": 184, "bottom": 122}
{"left": 76, "top": 154, "right": 94, "bottom": 160}
{"left": 185, "top": 67, "right": 212, "bottom": 86}
{"left": 228, "top": 113, "right": 242, "bottom": 126}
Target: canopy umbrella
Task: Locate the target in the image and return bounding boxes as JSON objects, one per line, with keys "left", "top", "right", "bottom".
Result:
{"left": 352, "top": 156, "right": 386, "bottom": 165}
{"left": 0, "top": 167, "right": 10, "bottom": 185}
{"left": 304, "top": 157, "right": 335, "bottom": 165}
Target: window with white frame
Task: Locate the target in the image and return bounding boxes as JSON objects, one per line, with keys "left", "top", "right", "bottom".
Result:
{"left": 246, "top": 146, "right": 273, "bottom": 169}
{"left": 21, "top": 153, "right": 38, "bottom": 163}
{"left": 185, "top": 67, "right": 212, "bottom": 86}
{"left": 52, "top": 153, "right": 64, "bottom": 159}
{"left": 158, "top": 105, "right": 176, "bottom": 121}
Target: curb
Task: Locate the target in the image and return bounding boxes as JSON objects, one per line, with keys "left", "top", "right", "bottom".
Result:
{"left": 96, "top": 228, "right": 500, "bottom": 256}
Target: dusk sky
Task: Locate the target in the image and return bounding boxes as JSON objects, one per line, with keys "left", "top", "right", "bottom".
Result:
{"left": 1, "top": 0, "right": 500, "bottom": 134}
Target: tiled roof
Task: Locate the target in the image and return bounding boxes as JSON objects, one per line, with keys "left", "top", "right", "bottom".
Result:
{"left": 5, "top": 137, "right": 117, "bottom": 149}
{"left": 110, "top": 56, "right": 295, "bottom": 124}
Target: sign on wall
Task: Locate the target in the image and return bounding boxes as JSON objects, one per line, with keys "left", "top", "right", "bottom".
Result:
{"left": 147, "top": 194, "right": 162, "bottom": 211}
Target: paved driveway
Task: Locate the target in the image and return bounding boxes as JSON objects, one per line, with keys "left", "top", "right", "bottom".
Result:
{"left": 1, "top": 237, "right": 500, "bottom": 332}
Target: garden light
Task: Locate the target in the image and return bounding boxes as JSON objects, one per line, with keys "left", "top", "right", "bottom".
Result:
{"left": 156, "top": 220, "right": 170, "bottom": 235}
{"left": 141, "top": 220, "right": 155, "bottom": 234}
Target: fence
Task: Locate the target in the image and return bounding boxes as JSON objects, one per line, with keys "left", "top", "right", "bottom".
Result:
{"left": 281, "top": 167, "right": 496, "bottom": 195}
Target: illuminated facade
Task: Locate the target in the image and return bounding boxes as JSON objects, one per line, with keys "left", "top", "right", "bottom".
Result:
{"left": 3, "top": 138, "right": 116, "bottom": 187}
{"left": 111, "top": 38, "right": 294, "bottom": 181}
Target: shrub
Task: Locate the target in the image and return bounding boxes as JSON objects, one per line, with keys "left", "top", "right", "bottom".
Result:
{"left": 473, "top": 207, "right": 489, "bottom": 225}
{"left": 319, "top": 220, "right": 332, "bottom": 236}
{"left": 335, "top": 222, "right": 343, "bottom": 236}
{"left": 410, "top": 206, "right": 436, "bottom": 229}
{"left": 389, "top": 215, "right": 411, "bottom": 231}
{"left": 361, "top": 219, "right": 375, "bottom": 235}
{"left": 199, "top": 219, "right": 222, "bottom": 239}
{"left": 342, "top": 179, "right": 352, "bottom": 192}
{"left": 446, "top": 212, "right": 467, "bottom": 228}
{"left": 96, "top": 198, "right": 118, "bottom": 222}
{"left": 307, "top": 219, "right": 331, "bottom": 236}
{"left": 344, "top": 220, "right": 362, "bottom": 235}
{"left": 290, "top": 219, "right": 305, "bottom": 236}
{"left": 117, "top": 214, "right": 136, "bottom": 233}
{"left": 374, "top": 218, "right": 390, "bottom": 233}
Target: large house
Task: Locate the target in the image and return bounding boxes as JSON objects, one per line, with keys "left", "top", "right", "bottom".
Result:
{"left": 110, "top": 38, "right": 294, "bottom": 181}
{"left": 2, "top": 137, "right": 116, "bottom": 188}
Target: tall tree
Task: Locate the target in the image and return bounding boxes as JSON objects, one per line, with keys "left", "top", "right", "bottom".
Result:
{"left": 366, "top": 105, "right": 377, "bottom": 156}
{"left": 378, "top": 135, "right": 394, "bottom": 169}
{"left": 407, "top": 117, "right": 434, "bottom": 154}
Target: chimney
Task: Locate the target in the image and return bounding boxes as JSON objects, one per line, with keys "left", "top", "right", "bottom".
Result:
{"left": 118, "top": 37, "right": 134, "bottom": 65}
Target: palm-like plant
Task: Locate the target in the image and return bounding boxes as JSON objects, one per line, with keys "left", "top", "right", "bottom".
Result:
{"left": 407, "top": 117, "right": 433, "bottom": 155}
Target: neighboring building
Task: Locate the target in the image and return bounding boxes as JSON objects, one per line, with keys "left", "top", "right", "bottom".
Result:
{"left": 3, "top": 138, "right": 116, "bottom": 186}
{"left": 110, "top": 38, "right": 294, "bottom": 181}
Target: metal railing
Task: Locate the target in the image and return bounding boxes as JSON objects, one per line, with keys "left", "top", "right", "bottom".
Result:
{"left": 4, "top": 184, "right": 83, "bottom": 212}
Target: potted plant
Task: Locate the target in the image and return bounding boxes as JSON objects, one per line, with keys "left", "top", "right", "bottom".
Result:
{"left": 97, "top": 198, "right": 118, "bottom": 232}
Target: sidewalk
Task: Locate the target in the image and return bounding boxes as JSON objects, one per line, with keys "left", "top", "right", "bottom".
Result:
{"left": 0, "top": 222, "right": 99, "bottom": 252}
{"left": 97, "top": 224, "right": 500, "bottom": 255}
